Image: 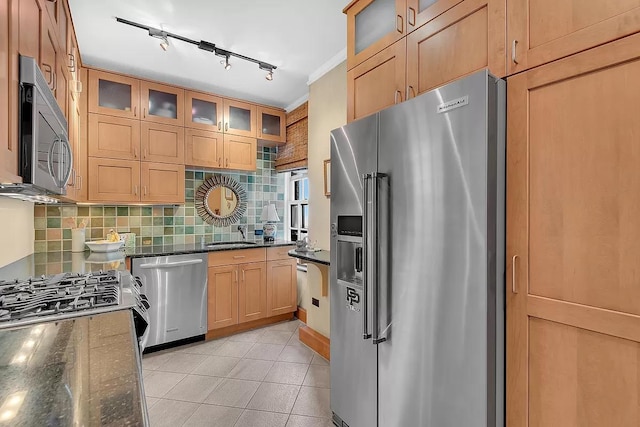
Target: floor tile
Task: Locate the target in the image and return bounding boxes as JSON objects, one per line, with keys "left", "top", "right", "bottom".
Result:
{"left": 144, "top": 371, "right": 186, "bottom": 398}
{"left": 303, "top": 365, "right": 330, "bottom": 388}
{"left": 287, "top": 332, "right": 304, "bottom": 347}
{"left": 257, "top": 330, "right": 295, "bottom": 344}
{"left": 247, "top": 382, "right": 300, "bottom": 413}
{"left": 311, "top": 354, "right": 329, "bottom": 366}
{"left": 147, "top": 398, "right": 199, "bottom": 427}
{"left": 142, "top": 369, "right": 153, "bottom": 379}
{"left": 278, "top": 345, "right": 314, "bottom": 364}
{"left": 268, "top": 320, "right": 301, "bottom": 332}
{"left": 264, "top": 362, "right": 310, "bottom": 385}
{"left": 204, "top": 378, "right": 261, "bottom": 408}
{"left": 156, "top": 352, "right": 208, "bottom": 374}
{"left": 245, "top": 343, "right": 285, "bottom": 361}
{"left": 286, "top": 415, "right": 334, "bottom": 427}
{"left": 212, "top": 340, "right": 255, "bottom": 358}
{"left": 227, "top": 329, "right": 265, "bottom": 343}
{"left": 177, "top": 338, "right": 228, "bottom": 355}
{"left": 191, "top": 355, "right": 240, "bottom": 377}
{"left": 228, "top": 358, "right": 274, "bottom": 381}
{"left": 145, "top": 397, "right": 159, "bottom": 409}
{"left": 141, "top": 351, "right": 173, "bottom": 370}
{"left": 182, "top": 404, "right": 243, "bottom": 427}
{"left": 163, "top": 374, "right": 223, "bottom": 403}
{"left": 291, "top": 387, "right": 331, "bottom": 418}
{"left": 234, "top": 409, "right": 289, "bottom": 427}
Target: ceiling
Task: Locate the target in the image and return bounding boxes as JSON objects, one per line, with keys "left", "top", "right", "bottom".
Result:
{"left": 68, "top": 0, "right": 348, "bottom": 110}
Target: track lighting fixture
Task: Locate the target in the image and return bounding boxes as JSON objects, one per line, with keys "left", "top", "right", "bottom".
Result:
{"left": 259, "top": 63, "right": 275, "bottom": 81}
{"left": 116, "top": 17, "right": 277, "bottom": 80}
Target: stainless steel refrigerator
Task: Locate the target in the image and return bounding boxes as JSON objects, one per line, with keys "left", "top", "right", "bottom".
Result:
{"left": 329, "top": 70, "right": 505, "bottom": 427}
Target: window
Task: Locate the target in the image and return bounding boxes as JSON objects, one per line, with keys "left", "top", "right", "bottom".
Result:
{"left": 285, "top": 170, "right": 308, "bottom": 242}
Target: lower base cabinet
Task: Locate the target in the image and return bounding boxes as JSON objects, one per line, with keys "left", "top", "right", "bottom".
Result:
{"left": 207, "top": 247, "right": 296, "bottom": 331}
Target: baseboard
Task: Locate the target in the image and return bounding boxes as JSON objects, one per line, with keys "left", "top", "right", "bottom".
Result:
{"left": 299, "top": 325, "right": 330, "bottom": 360}
{"left": 295, "top": 306, "right": 307, "bottom": 324}
{"left": 205, "top": 313, "right": 294, "bottom": 340}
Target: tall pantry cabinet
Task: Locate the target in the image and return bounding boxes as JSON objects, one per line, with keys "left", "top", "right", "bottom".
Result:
{"left": 505, "top": 3, "right": 640, "bottom": 427}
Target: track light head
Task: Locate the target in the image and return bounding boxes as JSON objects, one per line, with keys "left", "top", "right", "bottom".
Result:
{"left": 159, "top": 36, "right": 169, "bottom": 51}
{"left": 265, "top": 70, "right": 273, "bottom": 81}
{"left": 259, "top": 63, "right": 275, "bottom": 81}
{"left": 221, "top": 55, "right": 231, "bottom": 70}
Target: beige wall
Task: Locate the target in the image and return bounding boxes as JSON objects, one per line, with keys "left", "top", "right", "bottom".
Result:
{"left": 0, "top": 198, "right": 34, "bottom": 267}
{"left": 304, "top": 60, "right": 347, "bottom": 338}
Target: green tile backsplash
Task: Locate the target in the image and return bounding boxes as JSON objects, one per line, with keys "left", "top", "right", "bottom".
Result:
{"left": 34, "top": 148, "right": 285, "bottom": 252}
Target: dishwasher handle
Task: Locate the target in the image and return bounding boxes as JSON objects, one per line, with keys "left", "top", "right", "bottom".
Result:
{"left": 138, "top": 259, "right": 203, "bottom": 269}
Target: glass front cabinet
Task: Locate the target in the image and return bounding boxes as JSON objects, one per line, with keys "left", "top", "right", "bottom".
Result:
{"left": 185, "top": 91, "right": 224, "bottom": 131}
{"left": 88, "top": 70, "right": 140, "bottom": 119}
{"left": 257, "top": 106, "right": 286, "bottom": 144}
{"left": 223, "top": 99, "right": 256, "bottom": 138}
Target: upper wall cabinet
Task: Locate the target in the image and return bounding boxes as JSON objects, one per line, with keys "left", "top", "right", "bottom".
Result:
{"left": 507, "top": 0, "right": 640, "bottom": 75}
{"left": 88, "top": 70, "right": 140, "bottom": 119}
{"left": 223, "top": 99, "right": 256, "bottom": 138}
{"left": 140, "top": 81, "right": 184, "bottom": 126}
{"left": 345, "top": 0, "right": 407, "bottom": 70}
{"left": 257, "top": 106, "right": 286, "bottom": 145}
{"left": 185, "top": 90, "right": 224, "bottom": 131}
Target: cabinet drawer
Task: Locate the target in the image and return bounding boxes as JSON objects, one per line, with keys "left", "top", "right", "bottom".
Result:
{"left": 209, "top": 248, "right": 266, "bottom": 267}
{"left": 266, "top": 246, "right": 295, "bottom": 261}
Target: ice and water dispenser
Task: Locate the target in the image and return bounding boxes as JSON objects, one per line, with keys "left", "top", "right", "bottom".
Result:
{"left": 336, "top": 216, "right": 363, "bottom": 288}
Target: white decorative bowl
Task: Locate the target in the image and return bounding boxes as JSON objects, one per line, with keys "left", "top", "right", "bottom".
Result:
{"left": 85, "top": 240, "right": 124, "bottom": 253}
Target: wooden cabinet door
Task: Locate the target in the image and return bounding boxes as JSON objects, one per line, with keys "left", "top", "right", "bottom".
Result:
{"left": 88, "top": 113, "right": 140, "bottom": 160}
{"left": 140, "top": 122, "right": 184, "bottom": 164}
{"left": 57, "top": 0, "right": 68, "bottom": 59}
{"left": 405, "top": 0, "right": 462, "bottom": 32}
{"left": 507, "top": 0, "right": 640, "bottom": 75}
{"left": 19, "top": 0, "right": 43, "bottom": 62}
{"left": 88, "top": 70, "right": 140, "bottom": 119}
{"left": 140, "top": 162, "right": 185, "bottom": 204}
{"left": 347, "top": 38, "right": 406, "bottom": 122}
{"left": 56, "top": 53, "right": 69, "bottom": 119}
{"left": 223, "top": 99, "right": 256, "bottom": 138}
{"left": 88, "top": 157, "right": 140, "bottom": 203}
{"left": 223, "top": 134, "right": 256, "bottom": 171}
{"left": 345, "top": 0, "right": 407, "bottom": 70}
{"left": 238, "top": 262, "right": 267, "bottom": 323}
{"left": 185, "top": 91, "right": 224, "bottom": 131}
{"left": 267, "top": 259, "right": 297, "bottom": 317}
{"left": 0, "top": 0, "right": 20, "bottom": 183}
{"left": 257, "top": 106, "right": 286, "bottom": 145}
{"left": 185, "top": 129, "right": 224, "bottom": 169}
{"left": 140, "top": 81, "right": 184, "bottom": 126}
{"left": 507, "top": 34, "right": 640, "bottom": 427}
{"left": 406, "top": 0, "right": 504, "bottom": 98}
{"left": 208, "top": 265, "right": 239, "bottom": 330}
{"left": 43, "top": 0, "right": 59, "bottom": 35}
{"left": 40, "top": 13, "right": 58, "bottom": 95}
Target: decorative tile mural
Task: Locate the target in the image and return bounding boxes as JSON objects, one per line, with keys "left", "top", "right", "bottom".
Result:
{"left": 34, "top": 148, "right": 285, "bottom": 253}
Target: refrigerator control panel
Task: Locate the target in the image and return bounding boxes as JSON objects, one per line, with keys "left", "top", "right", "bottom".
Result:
{"left": 337, "top": 215, "right": 362, "bottom": 237}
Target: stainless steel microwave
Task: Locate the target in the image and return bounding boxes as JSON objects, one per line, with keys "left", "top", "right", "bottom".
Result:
{"left": 0, "top": 55, "right": 71, "bottom": 202}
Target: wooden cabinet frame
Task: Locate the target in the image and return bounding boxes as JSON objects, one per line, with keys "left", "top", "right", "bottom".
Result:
{"left": 185, "top": 129, "right": 224, "bottom": 169}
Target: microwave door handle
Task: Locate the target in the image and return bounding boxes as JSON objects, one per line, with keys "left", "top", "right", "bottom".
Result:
{"left": 47, "top": 137, "right": 58, "bottom": 184}
{"left": 60, "top": 137, "right": 73, "bottom": 188}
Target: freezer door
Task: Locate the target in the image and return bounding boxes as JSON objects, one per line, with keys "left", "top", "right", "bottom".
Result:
{"left": 330, "top": 115, "right": 378, "bottom": 427}
{"left": 376, "top": 71, "right": 504, "bottom": 427}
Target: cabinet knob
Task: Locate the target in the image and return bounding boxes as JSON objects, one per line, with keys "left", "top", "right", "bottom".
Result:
{"left": 225, "top": 122, "right": 229, "bottom": 132}
{"left": 218, "top": 121, "right": 222, "bottom": 131}
{"left": 218, "top": 157, "right": 222, "bottom": 167}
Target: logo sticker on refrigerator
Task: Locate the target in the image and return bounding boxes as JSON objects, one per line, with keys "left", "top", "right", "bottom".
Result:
{"left": 437, "top": 96, "right": 469, "bottom": 113}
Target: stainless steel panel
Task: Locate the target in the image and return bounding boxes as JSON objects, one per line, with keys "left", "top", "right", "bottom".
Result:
{"left": 132, "top": 253, "right": 208, "bottom": 348}
{"left": 330, "top": 115, "right": 378, "bottom": 427}
{"left": 376, "top": 70, "right": 504, "bottom": 426}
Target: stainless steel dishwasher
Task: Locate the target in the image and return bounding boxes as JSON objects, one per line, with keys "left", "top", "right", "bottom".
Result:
{"left": 132, "top": 252, "right": 207, "bottom": 348}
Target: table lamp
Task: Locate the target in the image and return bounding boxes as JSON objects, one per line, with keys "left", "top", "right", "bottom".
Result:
{"left": 260, "top": 204, "right": 280, "bottom": 241}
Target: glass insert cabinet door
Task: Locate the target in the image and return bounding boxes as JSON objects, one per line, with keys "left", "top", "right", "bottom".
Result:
{"left": 223, "top": 99, "right": 256, "bottom": 138}
{"left": 88, "top": 70, "right": 140, "bottom": 119}
{"left": 346, "top": 0, "right": 406, "bottom": 69}
{"left": 185, "top": 91, "right": 224, "bottom": 131}
{"left": 140, "top": 81, "right": 185, "bottom": 126}
{"left": 257, "top": 106, "right": 286, "bottom": 143}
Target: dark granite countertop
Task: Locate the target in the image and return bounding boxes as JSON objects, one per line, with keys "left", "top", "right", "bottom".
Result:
{"left": 288, "top": 249, "right": 331, "bottom": 266}
{"left": 125, "top": 239, "right": 295, "bottom": 259}
{"left": 0, "top": 310, "right": 148, "bottom": 426}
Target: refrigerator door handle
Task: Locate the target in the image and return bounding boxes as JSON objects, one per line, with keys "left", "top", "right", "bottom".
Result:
{"left": 362, "top": 173, "right": 372, "bottom": 340}
{"left": 372, "top": 172, "right": 387, "bottom": 345}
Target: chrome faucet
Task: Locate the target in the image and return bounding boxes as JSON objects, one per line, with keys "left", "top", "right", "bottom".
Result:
{"left": 237, "top": 225, "right": 247, "bottom": 240}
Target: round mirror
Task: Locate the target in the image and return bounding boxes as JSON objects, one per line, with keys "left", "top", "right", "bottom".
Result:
{"left": 195, "top": 175, "right": 247, "bottom": 227}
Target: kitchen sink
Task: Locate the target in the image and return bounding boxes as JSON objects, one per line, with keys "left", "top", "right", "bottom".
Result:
{"left": 206, "top": 241, "right": 258, "bottom": 248}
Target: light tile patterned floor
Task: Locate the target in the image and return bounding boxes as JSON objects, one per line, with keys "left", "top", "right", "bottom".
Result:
{"left": 142, "top": 320, "right": 333, "bottom": 427}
